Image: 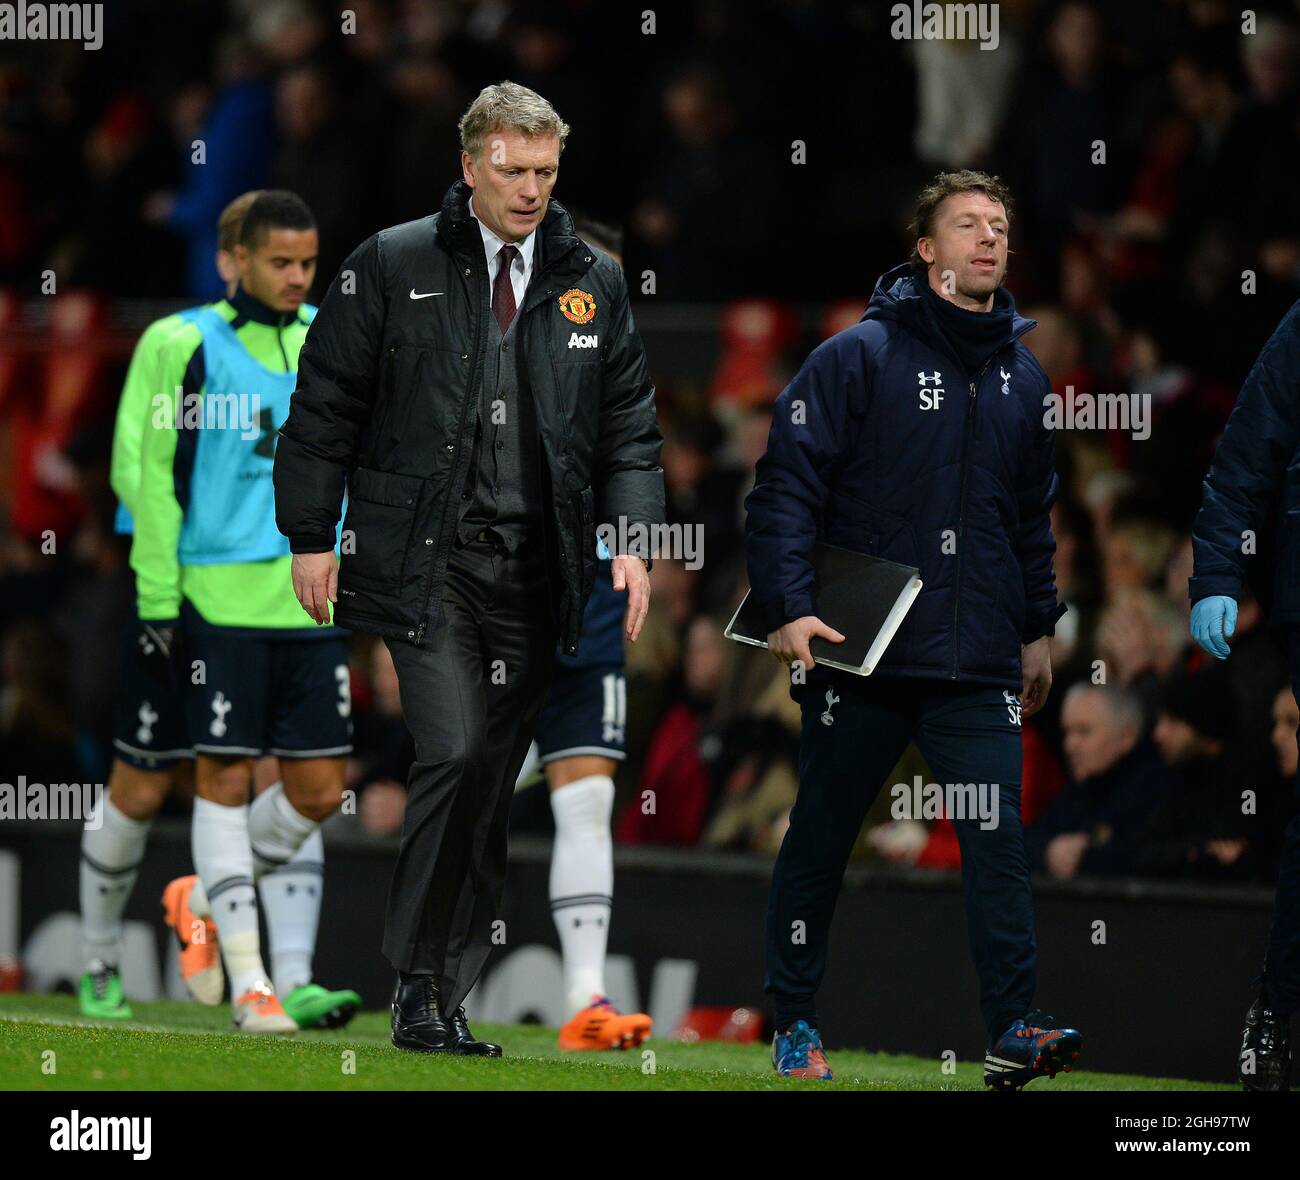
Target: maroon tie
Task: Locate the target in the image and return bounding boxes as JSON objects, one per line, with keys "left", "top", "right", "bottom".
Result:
{"left": 492, "top": 244, "right": 519, "bottom": 333}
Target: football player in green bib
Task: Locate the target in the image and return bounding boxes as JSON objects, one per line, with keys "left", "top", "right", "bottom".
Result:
{"left": 124, "top": 191, "right": 359, "bottom": 1033}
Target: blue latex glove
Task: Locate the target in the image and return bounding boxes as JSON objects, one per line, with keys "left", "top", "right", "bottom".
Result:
{"left": 1190, "top": 595, "right": 1237, "bottom": 660}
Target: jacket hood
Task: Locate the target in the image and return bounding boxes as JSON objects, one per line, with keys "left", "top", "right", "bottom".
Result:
{"left": 861, "top": 261, "right": 1035, "bottom": 346}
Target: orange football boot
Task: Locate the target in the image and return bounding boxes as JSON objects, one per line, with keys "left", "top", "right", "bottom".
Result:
{"left": 558, "top": 996, "right": 653, "bottom": 1051}
{"left": 162, "top": 874, "right": 224, "bottom": 1006}
{"left": 232, "top": 983, "right": 297, "bottom": 1034}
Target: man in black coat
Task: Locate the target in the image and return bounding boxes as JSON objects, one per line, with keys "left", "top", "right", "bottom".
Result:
{"left": 273, "top": 81, "right": 664, "bottom": 1054}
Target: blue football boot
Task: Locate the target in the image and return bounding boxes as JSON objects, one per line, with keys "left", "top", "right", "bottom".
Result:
{"left": 984, "top": 1009, "right": 1083, "bottom": 1090}
{"left": 772, "top": 1019, "right": 834, "bottom": 1080}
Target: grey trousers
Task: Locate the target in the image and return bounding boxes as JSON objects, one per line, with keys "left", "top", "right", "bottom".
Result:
{"left": 381, "top": 530, "right": 557, "bottom": 1008}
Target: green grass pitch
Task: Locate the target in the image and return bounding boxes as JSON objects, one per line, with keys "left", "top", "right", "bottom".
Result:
{"left": 0, "top": 995, "right": 1231, "bottom": 1091}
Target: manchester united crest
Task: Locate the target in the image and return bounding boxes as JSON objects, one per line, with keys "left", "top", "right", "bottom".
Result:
{"left": 558, "top": 287, "right": 596, "bottom": 324}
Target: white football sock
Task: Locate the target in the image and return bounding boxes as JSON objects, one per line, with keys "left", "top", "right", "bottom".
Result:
{"left": 192, "top": 797, "right": 268, "bottom": 998}
{"left": 248, "top": 781, "right": 318, "bottom": 880}
{"left": 549, "top": 775, "right": 615, "bottom": 1016}
{"left": 259, "top": 828, "right": 323, "bottom": 995}
{"left": 80, "top": 798, "right": 151, "bottom": 969}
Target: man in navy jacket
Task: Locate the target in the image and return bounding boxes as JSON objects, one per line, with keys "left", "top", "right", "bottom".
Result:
{"left": 745, "top": 170, "right": 1080, "bottom": 1088}
{"left": 1190, "top": 298, "right": 1300, "bottom": 1090}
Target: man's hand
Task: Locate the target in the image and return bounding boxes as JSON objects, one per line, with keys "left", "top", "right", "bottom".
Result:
{"left": 611, "top": 555, "right": 650, "bottom": 643}
{"left": 1045, "top": 831, "right": 1089, "bottom": 879}
{"left": 292, "top": 551, "right": 338, "bottom": 625}
{"left": 766, "top": 615, "right": 845, "bottom": 669}
{"left": 1020, "top": 635, "right": 1052, "bottom": 718}
{"left": 1190, "top": 595, "right": 1237, "bottom": 660}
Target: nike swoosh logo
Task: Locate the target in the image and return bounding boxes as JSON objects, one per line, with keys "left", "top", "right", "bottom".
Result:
{"left": 409, "top": 289, "right": 444, "bottom": 300}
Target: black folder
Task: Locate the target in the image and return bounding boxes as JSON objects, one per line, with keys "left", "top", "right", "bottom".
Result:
{"left": 724, "top": 542, "right": 923, "bottom": 676}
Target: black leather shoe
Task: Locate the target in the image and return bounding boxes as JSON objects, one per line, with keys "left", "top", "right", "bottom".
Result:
{"left": 391, "top": 974, "right": 455, "bottom": 1053}
{"left": 447, "top": 1004, "right": 502, "bottom": 1057}
{"left": 1240, "top": 995, "right": 1291, "bottom": 1091}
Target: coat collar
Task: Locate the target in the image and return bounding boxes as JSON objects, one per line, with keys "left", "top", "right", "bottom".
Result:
{"left": 862, "top": 262, "right": 1037, "bottom": 348}
{"left": 438, "top": 179, "right": 584, "bottom": 280}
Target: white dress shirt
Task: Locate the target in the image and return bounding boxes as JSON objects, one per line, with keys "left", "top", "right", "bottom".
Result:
{"left": 468, "top": 193, "right": 536, "bottom": 309}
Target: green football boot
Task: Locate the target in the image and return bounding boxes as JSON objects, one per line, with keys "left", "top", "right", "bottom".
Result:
{"left": 282, "top": 982, "right": 362, "bottom": 1029}
{"left": 78, "top": 960, "right": 134, "bottom": 1020}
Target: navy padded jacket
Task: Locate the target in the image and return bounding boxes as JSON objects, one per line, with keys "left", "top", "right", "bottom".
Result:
{"left": 744, "top": 263, "right": 1066, "bottom": 689}
{"left": 1190, "top": 299, "right": 1300, "bottom": 620}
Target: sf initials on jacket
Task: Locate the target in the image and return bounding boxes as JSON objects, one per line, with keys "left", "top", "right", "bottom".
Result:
{"left": 744, "top": 263, "right": 1067, "bottom": 690}
{"left": 273, "top": 180, "right": 665, "bottom": 656}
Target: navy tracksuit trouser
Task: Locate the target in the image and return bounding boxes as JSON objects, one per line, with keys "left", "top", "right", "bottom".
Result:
{"left": 764, "top": 670, "right": 1036, "bottom": 1044}
{"left": 1260, "top": 626, "right": 1300, "bottom": 1015}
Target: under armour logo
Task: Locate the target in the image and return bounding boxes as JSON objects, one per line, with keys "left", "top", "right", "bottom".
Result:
{"left": 918, "top": 369, "right": 945, "bottom": 410}
{"left": 820, "top": 687, "right": 840, "bottom": 727}
{"left": 209, "top": 691, "right": 232, "bottom": 738}
{"left": 136, "top": 701, "right": 158, "bottom": 745}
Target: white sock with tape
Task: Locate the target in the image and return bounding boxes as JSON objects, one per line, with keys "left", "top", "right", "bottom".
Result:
{"left": 259, "top": 828, "right": 324, "bottom": 995}
{"left": 549, "top": 775, "right": 615, "bottom": 1016}
{"left": 192, "top": 797, "right": 268, "bottom": 998}
{"left": 80, "top": 798, "right": 151, "bottom": 969}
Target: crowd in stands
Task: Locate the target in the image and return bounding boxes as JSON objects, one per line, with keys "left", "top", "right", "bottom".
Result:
{"left": 1, "top": 1, "right": 1299, "bottom": 885}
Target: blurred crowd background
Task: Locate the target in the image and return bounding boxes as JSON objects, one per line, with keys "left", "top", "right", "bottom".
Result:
{"left": 2, "top": 0, "right": 1300, "bottom": 887}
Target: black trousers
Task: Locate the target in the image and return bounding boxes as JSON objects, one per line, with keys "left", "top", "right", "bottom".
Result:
{"left": 1261, "top": 626, "right": 1300, "bottom": 1015}
{"left": 382, "top": 530, "right": 557, "bottom": 1009}
{"left": 765, "top": 672, "right": 1035, "bottom": 1044}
